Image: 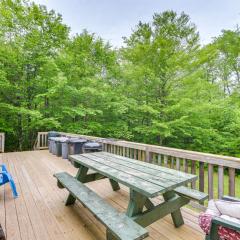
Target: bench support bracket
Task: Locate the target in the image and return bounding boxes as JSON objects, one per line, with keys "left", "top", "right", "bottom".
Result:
{"left": 163, "top": 191, "right": 185, "bottom": 227}
{"left": 133, "top": 193, "right": 189, "bottom": 228}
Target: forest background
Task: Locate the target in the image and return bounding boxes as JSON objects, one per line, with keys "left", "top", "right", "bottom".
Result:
{"left": 1, "top": 0, "right": 240, "bottom": 156}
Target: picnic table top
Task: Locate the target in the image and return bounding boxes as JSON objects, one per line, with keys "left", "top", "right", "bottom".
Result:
{"left": 69, "top": 151, "right": 197, "bottom": 198}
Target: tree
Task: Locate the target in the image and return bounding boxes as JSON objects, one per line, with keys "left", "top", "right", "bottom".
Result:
{"left": 120, "top": 11, "right": 200, "bottom": 144}
{"left": 0, "top": 2, "right": 239, "bottom": 157}
{"left": 0, "top": 0, "right": 69, "bottom": 150}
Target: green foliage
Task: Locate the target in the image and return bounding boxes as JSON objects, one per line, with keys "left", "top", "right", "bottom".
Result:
{"left": 0, "top": 1, "right": 239, "bottom": 157}
{"left": 0, "top": 0, "right": 69, "bottom": 150}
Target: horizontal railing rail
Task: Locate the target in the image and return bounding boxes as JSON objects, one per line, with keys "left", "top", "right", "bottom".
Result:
{"left": 0, "top": 133, "right": 5, "bottom": 153}
{"left": 38, "top": 131, "right": 240, "bottom": 203}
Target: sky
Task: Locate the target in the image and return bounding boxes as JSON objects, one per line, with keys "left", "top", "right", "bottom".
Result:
{"left": 33, "top": 0, "right": 240, "bottom": 47}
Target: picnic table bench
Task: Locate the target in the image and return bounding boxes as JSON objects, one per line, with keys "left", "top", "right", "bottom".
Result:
{"left": 54, "top": 151, "right": 208, "bottom": 240}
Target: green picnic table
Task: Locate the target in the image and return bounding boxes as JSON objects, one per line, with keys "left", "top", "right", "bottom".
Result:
{"left": 54, "top": 151, "right": 207, "bottom": 240}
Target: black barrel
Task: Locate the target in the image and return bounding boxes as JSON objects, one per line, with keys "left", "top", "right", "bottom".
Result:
{"left": 68, "top": 138, "right": 88, "bottom": 155}
{"left": 51, "top": 137, "right": 58, "bottom": 155}
{"left": 61, "top": 138, "right": 70, "bottom": 159}
{"left": 48, "top": 131, "right": 61, "bottom": 152}
{"left": 82, "top": 142, "right": 102, "bottom": 153}
{"left": 55, "top": 137, "right": 69, "bottom": 157}
{"left": 48, "top": 137, "right": 54, "bottom": 153}
{"left": 48, "top": 131, "right": 60, "bottom": 138}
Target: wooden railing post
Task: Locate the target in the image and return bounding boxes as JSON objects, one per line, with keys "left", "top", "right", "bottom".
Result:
{"left": 34, "top": 132, "right": 48, "bottom": 150}
{"left": 218, "top": 166, "right": 224, "bottom": 199}
{"left": 138, "top": 150, "right": 142, "bottom": 161}
{"left": 163, "top": 155, "right": 168, "bottom": 167}
{"left": 199, "top": 162, "right": 205, "bottom": 192}
{"left": 157, "top": 154, "right": 162, "bottom": 165}
{"left": 145, "top": 148, "right": 152, "bottom": 163}
{"left": 134, "top": 149, "right": 137, "bottom": 159}
{"left": 170, "top": 157, "right": 175, "bottom": 169}
{"left": 191, "top": 161, "right": 196, "bottom": 189}
{"left": 123, "top": 147, "right": 126, "bottom": 157}
{"left": 176, "top": 157, "right": 180, "bottom": 170}
{"left": 38, "top": 133, "right": 41, "bottom": 149}
{"left": 228, "top": 168, "right": 235, "bottom": 197}
{"left": 0, "top": 133, "right": 5, "bottom": 153}
{"left": 208, "top": 164, "right": 214, "bottom": 200}
{"left": 183, "top": 159, "right": 188, "bottom": 173}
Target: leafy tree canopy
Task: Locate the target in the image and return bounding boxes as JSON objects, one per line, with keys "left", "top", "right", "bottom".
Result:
{"left": 0, "top": 0, "right": 239, "bottom": 157}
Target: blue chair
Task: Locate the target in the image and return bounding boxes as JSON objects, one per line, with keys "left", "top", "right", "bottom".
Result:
{"left": 0, "top": 164, "right": 18, "bottom": 198}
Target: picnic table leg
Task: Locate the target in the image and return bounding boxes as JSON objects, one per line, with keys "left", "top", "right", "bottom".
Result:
{"left": 65, "top": 165, "right": 88, "bottom": 206}
{"left": 109, "top": 179, "right": 120, "bottom": 191}
{"left": 163, "top": 191, "right": 184, "bottom": 227}
{"left": 144, "top": 198, "right": 155, "bottom": 210}
{"left": 106, "top": 189, "right": 146, "bottom": 240}
{"left": 126, "top": 189, "right": 147, "bottom": 217}
{"left": 106, "top": 230, "right": 117, "bottom": 240}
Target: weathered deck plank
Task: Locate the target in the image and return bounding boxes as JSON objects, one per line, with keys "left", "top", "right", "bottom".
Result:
{"left": 0, "top": 150, "right": 204, "bottom": 240}
{"left": 85, "top": 153, "right": 196, "bottom": 188}
{"left": 94, "top": 152, "right": 197, "bottom": 179}
{"left": 69, "top": 155, "right": 165, "bottom": 197}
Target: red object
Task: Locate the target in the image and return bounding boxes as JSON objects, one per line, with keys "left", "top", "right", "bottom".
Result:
{"left": 199, "top": 213, "right": 240, "bottom": 240}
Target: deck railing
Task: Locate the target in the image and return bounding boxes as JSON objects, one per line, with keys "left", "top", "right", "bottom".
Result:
{"left": 37, "top": 131, "right": 240, "bottom": 201}
{"left": 34, "top": 132, "right": 48, "bottom": 150}
{"left": 0, "top": 133, "right": 5, "bottom": 153}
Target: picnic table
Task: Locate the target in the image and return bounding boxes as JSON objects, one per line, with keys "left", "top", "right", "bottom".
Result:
{"left": 54, "top": 151, "right": 207, "bottom": 240}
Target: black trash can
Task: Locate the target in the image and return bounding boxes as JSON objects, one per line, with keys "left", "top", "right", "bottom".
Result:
{"left": 48, "top": 131, "right": 61, "bottom": 138}
{"left": 68, "top": 138, "right": 88, "bottom": 155}
{"left": 61, "top": 138, "right": 70, "bottom": 159}
{"left": 82, "top": 142, "right": 102, "bottom": 153}
{"left": 48, "top": 131, "right": 60, "bottom": 152}
{"left": 56, "top": 141, "right": 62, "bottom": 157}
{"left": 52, "top": 137, "right": 58, "bottom": 155}
{"left": 48, "top": 137, "right": 55, "bottom": 153}
{"left": 55, "top": 137, "right": 69, "bottom": 157}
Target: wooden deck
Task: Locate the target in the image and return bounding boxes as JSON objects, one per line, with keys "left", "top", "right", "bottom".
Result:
{"left": 0, "top": 150, "right": 204, "bottom": 240}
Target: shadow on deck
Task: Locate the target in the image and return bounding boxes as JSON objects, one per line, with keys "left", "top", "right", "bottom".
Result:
{"left": 0, "top": 150, "right": 204, "bottom": 240}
